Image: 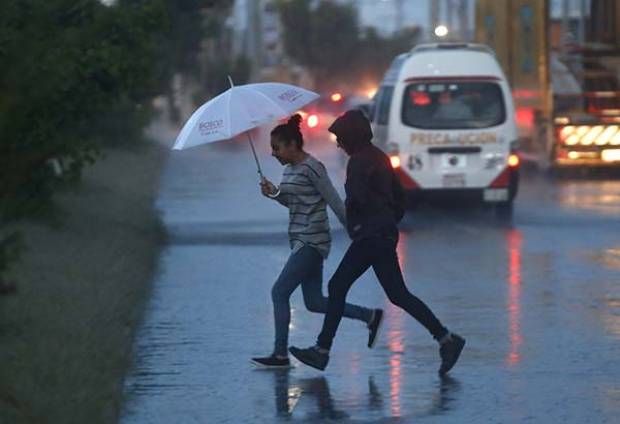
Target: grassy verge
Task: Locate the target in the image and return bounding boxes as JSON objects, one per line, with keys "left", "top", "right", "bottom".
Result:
{"left": 0, "top": 140, "right": 167, "bottom": 424}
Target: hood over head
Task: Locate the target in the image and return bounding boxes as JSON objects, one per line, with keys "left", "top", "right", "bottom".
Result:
{"left": 328, "top": 109, "right": 373, "bottom": 150}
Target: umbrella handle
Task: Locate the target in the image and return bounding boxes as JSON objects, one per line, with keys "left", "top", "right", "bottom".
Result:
{"left": 245, "top": 132, "right": 265, "bottom": 181}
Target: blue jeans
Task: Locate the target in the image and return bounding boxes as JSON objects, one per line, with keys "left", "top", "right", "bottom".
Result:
{"left": 272, "top": 246, "right": 373, "bottom": 357}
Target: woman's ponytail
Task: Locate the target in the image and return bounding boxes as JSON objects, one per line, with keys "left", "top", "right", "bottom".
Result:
{"left": 271, "top": 114, "right": 304, "bottom": 149}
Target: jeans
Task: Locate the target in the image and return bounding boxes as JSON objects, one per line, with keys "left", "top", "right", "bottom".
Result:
{"left": 272, "top": 246, "right": 373, "bottom": 357}
{"left": 317, "top": 236, "right": 448, "bottom": 350}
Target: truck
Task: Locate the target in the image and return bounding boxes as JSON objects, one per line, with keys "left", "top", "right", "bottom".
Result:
{"left": 475, "top": 0, "right": 620, "bottom": 169}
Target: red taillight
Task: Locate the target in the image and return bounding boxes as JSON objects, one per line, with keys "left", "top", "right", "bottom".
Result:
{"left": 390, "top": 155, "right": 401, "bottom": 168}
{"left": 508, "top": 154, "right": 520, "bottom": 168}
{"left": 515, "top": 107, "right": 535, "bottom": 130}
{"left": 307, "top": 114, "right": 319, "bottom": 128}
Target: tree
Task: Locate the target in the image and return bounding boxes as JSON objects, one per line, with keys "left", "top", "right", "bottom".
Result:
{"left": 0, "top": 0, "right": 248, "bottom": 282}
{"left": 310, "top": 1, "right": 359, "bottom": 88}
{"left": 277, "top": 0, "right": 315, "bottom": 67}
{"left": 354, "top": 26, "right": 421, "bottom": 85}
{"left": 158, "top": 0, "right": 245, "bottom": 121}
{"left": 0, "top": 0, "right": 168, "bottom": 283}
{"left": 277, "top": 0, "right": 359, "bottom": 91}
{"left": 276, "top": 0, "right": 420, "bottom": 93}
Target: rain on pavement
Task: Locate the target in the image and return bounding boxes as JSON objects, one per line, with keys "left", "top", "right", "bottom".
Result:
{"left": 121, "top": 127, "right": 620, "bottom": 423}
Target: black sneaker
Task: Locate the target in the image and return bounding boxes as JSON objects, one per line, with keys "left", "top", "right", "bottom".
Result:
{"left": 289, "top": 346, "right": 329, "bottom": 371}
{"left": 438, "top": 333, "right": 465, "bottom": 375}
{"left": 251, "top": 355, "right": 291, "bottom": 369}
{"left": 367, "top": 309, "right": 384, "bottom": 348}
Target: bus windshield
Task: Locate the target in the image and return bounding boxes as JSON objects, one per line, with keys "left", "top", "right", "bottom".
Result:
{"left": 401, "top": 81, "right": 506, "bottom": 129}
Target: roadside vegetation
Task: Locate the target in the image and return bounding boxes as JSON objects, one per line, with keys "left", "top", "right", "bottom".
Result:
{"left": 0, "top": 1, "right": 247, "bottom": 422}
{"left": 0, "top": 0, "right": 247, "bottom": 291}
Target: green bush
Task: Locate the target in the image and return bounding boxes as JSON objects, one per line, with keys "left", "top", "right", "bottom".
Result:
{"left": 0, "top": 0, "right": 240, "bottom": 280}
{"left": 0, "top": 0, "right": 167, "bottom": 279}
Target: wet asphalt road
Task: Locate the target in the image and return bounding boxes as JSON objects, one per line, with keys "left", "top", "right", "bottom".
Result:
{"left": 121, "top": 128, "right": 620, "bottom": 423}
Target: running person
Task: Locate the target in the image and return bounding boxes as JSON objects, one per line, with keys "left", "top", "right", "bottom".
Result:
{"left": 251, "top": 114, "right": 383, "bottom": 368}
{"left": 289, "top": 110, "right": 465, "bottom": 374}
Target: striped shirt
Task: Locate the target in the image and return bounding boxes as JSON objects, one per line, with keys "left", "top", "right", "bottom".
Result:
{"left": 270, "top": 155, "right": 346, "bottom": 258}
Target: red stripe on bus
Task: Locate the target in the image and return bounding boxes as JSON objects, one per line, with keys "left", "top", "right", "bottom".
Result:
{"left": 489, "top": 167, "right": 511, "bottom": 188}
{"left": 395, "top": 168, "right": 420, "bottom": 190}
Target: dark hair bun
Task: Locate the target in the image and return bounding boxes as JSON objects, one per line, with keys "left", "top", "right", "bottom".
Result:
{"left": 287, "top": 114, "right": 302, "bottom": 130}
{"left": 271, "top": 113, "right": 305, "bottom": 148}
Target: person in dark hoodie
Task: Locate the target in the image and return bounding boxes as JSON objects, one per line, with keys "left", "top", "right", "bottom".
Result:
{"left": 289, "top": 110, "right": 465, "bottom": 375}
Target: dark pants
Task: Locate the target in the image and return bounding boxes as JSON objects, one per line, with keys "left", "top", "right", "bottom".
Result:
{"left": 317, "top": 236, "right": 448, "bottom": 350}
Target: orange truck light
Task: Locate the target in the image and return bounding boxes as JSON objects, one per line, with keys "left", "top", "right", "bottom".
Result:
{"left": 508, "top": 154, "right": 520, "bottom": 168}
{"left": 558, "top": 125, "right": 620, "bottom": 146}
{"left": 390, "top": 155, "right": 401, "bottom": 168}
{"left": 601, "top": 149, "right": 620, "bottom": 162}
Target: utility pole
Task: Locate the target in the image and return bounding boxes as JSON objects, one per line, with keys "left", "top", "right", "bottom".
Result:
{"left": 394, "top": 0, "right": 404, "bottom": 33}
{"left": 430, "top": 0, "right": 441, "bottom": 39}
{"left": 577, "top": 0, "right": 588, "bottom": 45}
{"left": 458, "top": 0, "right": 469, "bottom": 40}
{"left": 447, "top": 0, "right": 456, "bottom": 38}
{"left": 561, "top": 0, "right": 570, "bottom": 52}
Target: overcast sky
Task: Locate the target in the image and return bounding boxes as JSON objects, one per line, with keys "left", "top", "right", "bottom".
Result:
{"left": 353, "top": 0, "right": 475, "bottom": 37}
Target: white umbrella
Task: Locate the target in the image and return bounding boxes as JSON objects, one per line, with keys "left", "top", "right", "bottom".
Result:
{"left": 172, "top": 78, "right": 320, "bottom": 180}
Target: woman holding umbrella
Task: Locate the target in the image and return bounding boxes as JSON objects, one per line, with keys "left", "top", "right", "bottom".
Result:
{"left": 251, "top": 114, "right": 383, "bottom": 368}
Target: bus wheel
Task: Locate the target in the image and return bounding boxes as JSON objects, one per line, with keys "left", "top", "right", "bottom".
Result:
{"left": 405, "top": 191, "right": 421, "bottom": 210}
{"left": 494, "top": 201, "right": 513, "bottom": 219}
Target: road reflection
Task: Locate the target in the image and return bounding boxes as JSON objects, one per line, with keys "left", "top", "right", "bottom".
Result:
{"left": 388, "top": 329, "right": 404, "bottom": 417}
{"left": 428, "top": 375, "right": 462, "bottom": 415}
{"left": 386, "top": 232, "right": 409, "bottom": 416}
{"left": 270, "top": 371, "right": 461, "bottom": 420}
{"left": 506, "top": 228, "right": 523, "bottom": 366}
{"left": 272, "top": 372, "right": 348, "bottom": 420}
{"left": 603, "top": 298, "right": 620, "bottom": 340}
{"left": 588, "top": 248, "right": 620, "bottom": 339}
{"left": 397, "top": 230, "right": 408, "bottom": 270}
{"left": 595, "top": 247, "right": 620, "bottom": 271}
{"left": 557, "top": 181, "right": 620, "bottom": 214}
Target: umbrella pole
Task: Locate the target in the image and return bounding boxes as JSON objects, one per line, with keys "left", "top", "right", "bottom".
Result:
{"left": 245, "top": 132, "right": 264, "bottom": 181}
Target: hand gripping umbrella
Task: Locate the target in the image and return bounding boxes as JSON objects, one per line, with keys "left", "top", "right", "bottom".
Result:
{"left": 172, "top": 78, "right": 320, "bottom": 180}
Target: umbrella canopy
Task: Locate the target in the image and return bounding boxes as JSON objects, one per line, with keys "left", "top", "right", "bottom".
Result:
{"left": 172, "top": 82, "right": 320, "bottom": 150}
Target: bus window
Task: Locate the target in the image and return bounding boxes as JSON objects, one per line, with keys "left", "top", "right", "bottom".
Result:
{"left": 377, "top": 86, "right": 394, "bottom": 125}
{"left": 401, "top": 82, "right": 506, "bottom": 129}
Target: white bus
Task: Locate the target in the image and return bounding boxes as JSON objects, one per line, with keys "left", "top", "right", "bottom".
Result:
{"left": 370, "top": 43, "right": 520, "bottom": 214}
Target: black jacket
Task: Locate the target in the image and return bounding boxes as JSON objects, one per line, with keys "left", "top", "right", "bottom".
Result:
{"left": 345, "top": 143, "right": 405, "bottom": 241}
